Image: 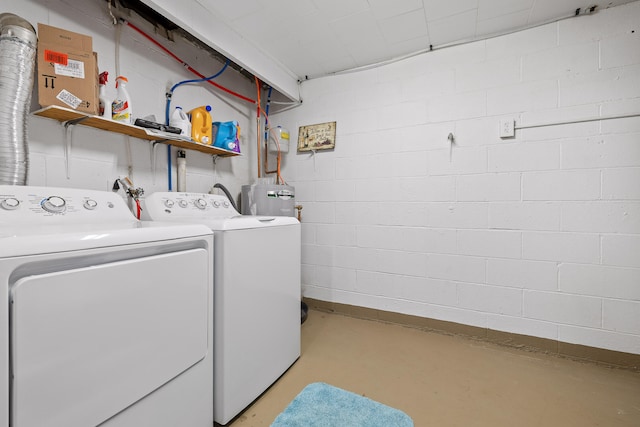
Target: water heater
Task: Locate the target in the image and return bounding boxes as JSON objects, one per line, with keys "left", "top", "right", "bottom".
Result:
{"left": 241, "top": 184, "right": 295, "bottom": 217}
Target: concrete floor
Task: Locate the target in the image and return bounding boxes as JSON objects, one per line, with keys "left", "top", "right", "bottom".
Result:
{"left": 227, "top": 309, "right": 640, "bottom": 427}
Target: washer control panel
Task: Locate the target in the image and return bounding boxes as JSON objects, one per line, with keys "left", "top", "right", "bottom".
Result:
{"left": 142, "top": 192, "right": 240, "bottom": 220}
{"left": 0, "top": 185, "right": 135, "bottom": 223}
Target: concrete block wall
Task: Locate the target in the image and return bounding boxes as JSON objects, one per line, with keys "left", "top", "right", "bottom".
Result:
{"left": 10, "top": 0, "right": 256, "bottom": 200}
{"left": 274, "top": 2, "right": 640, "bottom": 354}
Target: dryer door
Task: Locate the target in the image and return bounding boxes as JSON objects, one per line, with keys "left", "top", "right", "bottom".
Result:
{"left": 10, "top": 248, "right": 209, "bottom": 427}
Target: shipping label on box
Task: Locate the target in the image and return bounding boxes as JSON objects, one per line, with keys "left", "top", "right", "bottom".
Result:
{"left": 37, "top": 23, "right": 98, "bottom": 115}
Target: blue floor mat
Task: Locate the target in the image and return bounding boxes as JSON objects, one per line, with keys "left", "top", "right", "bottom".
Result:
{"left": 271, "top": 382, "right": 414, "bottom": 427}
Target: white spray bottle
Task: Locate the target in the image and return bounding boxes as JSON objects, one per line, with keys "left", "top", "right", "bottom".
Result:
{"left": 112, "top": 76, "right": 132, "bottom": 124}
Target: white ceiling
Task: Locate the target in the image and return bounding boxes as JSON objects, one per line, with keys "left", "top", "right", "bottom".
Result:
{"left": 195, "top": 0, "right": 638, "bottom": 80}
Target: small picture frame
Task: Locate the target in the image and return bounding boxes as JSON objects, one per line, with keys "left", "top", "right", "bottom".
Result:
{"left": 297, "top": 121, "right": 336, "bottom": 152}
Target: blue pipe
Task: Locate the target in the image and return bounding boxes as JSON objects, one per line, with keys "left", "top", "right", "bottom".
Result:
{"left": 164, "top": 59, "right": 230, "bottom": 125}
{"left": 165, "top": 59, "right": 230, "bottom": 190}
{"left": 264, "top": 85, "right": 272, "bottom": 143}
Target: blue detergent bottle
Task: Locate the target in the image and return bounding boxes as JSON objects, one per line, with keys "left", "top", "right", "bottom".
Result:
{"left": 212, "top": 121, "right": 240, "bottom": 152}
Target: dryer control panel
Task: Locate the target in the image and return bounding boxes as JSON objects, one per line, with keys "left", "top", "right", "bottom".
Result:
{"left": 141, "top": 192, "right": 240, "bottom": 221}
{"left": 0, "top": 185, "right": 135, "bottom": 223}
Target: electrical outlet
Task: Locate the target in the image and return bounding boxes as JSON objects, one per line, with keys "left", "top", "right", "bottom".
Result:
{"left": 499, "top": 119, "right": 515, "bottom": 138}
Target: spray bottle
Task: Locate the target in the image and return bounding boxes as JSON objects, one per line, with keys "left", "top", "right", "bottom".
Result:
{"left": 112, "top": 76, "right": 132, "bottom": 124}
{"left": 98, "top": 71, "right": 110, "bottom": 119}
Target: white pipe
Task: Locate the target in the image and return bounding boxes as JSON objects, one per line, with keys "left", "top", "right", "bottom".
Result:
{"left": 115, "top": 21, "right": 122, "bottom": 78}
{"left": 515, "top": 112, "right": 640, "bottom": 130}
{"left": 0, "top": 13, "right": 37, "bottom": 185}
{"left": 176, "top": 150, "right": 186, "bottom": 192}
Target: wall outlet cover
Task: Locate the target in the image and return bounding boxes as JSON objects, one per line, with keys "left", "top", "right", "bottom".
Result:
{"left": 499, "top": 119, "right": 515, "bottom": 138}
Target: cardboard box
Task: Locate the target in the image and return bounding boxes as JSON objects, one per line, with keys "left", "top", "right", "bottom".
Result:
{"left": 37, "top": 23, "right": 98, "bottom": 115}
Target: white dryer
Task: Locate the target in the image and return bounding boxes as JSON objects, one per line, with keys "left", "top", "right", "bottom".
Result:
{"left": 0, "top": 185, "right": 214, "bottom": 427}
{"left": 141, "top": 192, "right": 301, "bottom": 425}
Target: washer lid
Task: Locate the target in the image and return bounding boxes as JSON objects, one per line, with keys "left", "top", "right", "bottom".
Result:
{"left": 197, "top": 215, "right": 299, "bottom": 231}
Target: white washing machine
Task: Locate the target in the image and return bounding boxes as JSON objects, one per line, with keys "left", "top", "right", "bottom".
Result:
{"left": 141, "top": 192, "right": 300, "bottom": 425}
{"left": 0, "top": 185, "right": 214, "bottom": 427}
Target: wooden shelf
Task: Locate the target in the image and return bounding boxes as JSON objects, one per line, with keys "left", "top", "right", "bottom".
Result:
{"left": 32, "top": 105, "right": 240, "bottom": 157}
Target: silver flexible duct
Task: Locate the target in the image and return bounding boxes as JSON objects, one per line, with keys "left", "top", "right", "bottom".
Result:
{"left": 0, "top": 13, "right": 36, "bottom": 185}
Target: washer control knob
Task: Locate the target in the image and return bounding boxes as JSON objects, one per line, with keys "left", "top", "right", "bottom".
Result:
{"left": 0, "top": 198, "right": 20, "bottom": 210}
{"left": 178, "top": 200, "right": 188, "bottom": 208}
{"left": 222, "top": 201, "right": 230, "bottom": 208}
{"left": 83, "top": 199, "right": 98, "bottom": 210}
{"left": 42, "top": 196, "right": 66, "bottom": 213}
{"left": 164, "top": 199, "right": 175, "bottom": 208}
{"left": 194, "top": 198, "right": 207, "bottom": 210}
{"left": 212, "top": 200, "right": 220, "bottom": 208}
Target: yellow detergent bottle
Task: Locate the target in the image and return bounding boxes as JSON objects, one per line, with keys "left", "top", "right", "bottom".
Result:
{"left": 189, "top": 105, "right": 212, "bottom": 144}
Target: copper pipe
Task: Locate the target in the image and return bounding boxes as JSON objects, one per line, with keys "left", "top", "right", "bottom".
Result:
{"left": 263, "top": 132, "right": 282, "bottom": 184}
{"left": 263, "top": 140, "right": 270, "bottom": 176}
{"left": 256, "top": 115, "right": 261, "bottom": 178}
{"left": 276, "top": 151, "right": 281, "bottom": 184}
{"left": 254, "top": 76, "right": 262, "bottom": 178}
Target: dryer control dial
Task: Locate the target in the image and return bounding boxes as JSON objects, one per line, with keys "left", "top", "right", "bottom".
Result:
{"left": 83, "top": 199, "right": 98, "bottom": 210}
{"left": 41, "top": 196, "right": 67, "bottom": 213}
{"left": 164, "top": 199, "right": 175, "bottom": 208}
{"left": 194, "top": 198, "right": 208, "bottom": 210}
{"left": 0, "top": 197, "right": 20, "bottom": 210}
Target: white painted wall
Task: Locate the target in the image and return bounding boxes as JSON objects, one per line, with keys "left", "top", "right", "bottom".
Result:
{"left": 272, "top": 2, "right": 640, "bottom": 355}
{"left": 5, "top": 0, "right": 639, "bottom": 355}
{"left": 6, "top": 0, "right": 257, "bottom": 201}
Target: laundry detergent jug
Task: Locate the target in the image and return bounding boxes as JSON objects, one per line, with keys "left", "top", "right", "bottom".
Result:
{"left": 189, "top": 105, "right": 212, "bottom": 144}
{"left": 170, "top": 106, "right": 191, "bottom": 137}
{"left": 212, "top": 121, "right": 240, "bottom": 153}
